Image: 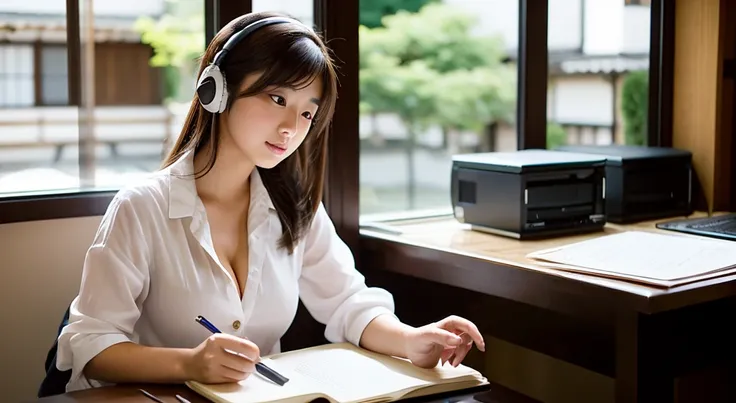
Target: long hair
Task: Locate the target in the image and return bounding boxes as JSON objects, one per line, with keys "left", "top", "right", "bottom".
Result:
{"left": 161, "top": 11, "right": 338, "bottom": 253}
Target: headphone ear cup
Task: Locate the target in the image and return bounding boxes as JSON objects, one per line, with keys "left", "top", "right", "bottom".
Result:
{"left": 197, "top": 64, "right": 224, "bottom": 113}
{"left": 218, "top": 74, "right": 229, "bottom": 114}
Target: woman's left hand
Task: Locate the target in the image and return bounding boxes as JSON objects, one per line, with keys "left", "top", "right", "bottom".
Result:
{"left": 404, "top": 315, "right": 486, "bottom": 369}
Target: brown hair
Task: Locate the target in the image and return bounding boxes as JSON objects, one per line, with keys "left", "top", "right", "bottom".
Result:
{"left": 161, "top": 11, "right": 338, "bottom": 253}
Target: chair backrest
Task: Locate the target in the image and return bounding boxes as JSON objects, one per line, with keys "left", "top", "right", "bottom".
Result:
{"left": 37, "top": 305, "right": 72, "bottom": 397}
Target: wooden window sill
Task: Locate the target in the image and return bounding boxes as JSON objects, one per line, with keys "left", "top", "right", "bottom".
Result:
{"left": 0, "top": 190, "right": 115, "bottom": 224}
{"left": 358, "top": 212, "right": 736, "bottom": 316}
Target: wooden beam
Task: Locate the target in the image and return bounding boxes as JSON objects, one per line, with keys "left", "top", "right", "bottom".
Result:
{"left": 672, "top": 0, "right": 726, "bottom": 212}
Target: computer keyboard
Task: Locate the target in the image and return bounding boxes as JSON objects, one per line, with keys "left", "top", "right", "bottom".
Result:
{"left": 656, "top": 213, "right": 736, "bottom": 241}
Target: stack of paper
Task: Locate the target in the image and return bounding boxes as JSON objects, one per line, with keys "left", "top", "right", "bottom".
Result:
{"left": 526, "top": 231, "right": 736, "bottom": 287}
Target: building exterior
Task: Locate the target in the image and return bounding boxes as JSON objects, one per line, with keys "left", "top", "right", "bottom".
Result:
{"left": 446, "top": 0, "right": 652, "bottom": 148}
{"left": 0, "top": 0, "right": 173, "bottom": 175}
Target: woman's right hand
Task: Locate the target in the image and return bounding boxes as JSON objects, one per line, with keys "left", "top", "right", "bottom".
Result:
{"left": 184, "top": 333, "right": 261, "bottom": 384}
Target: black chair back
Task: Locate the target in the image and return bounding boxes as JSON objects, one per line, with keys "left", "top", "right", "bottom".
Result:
{"left": 37, "top": 305, "right": 72, "bottom": 397}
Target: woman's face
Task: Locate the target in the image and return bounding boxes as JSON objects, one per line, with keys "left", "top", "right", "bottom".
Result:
{"left": 222, "top": 73, "right": 322, "bottom": 169}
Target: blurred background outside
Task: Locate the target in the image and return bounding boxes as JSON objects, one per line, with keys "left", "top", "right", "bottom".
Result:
{"left": 0, "top": 0, "right": 651, "bottom": 218}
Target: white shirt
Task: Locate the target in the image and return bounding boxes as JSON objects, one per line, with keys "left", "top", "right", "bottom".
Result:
{"left": 56, "top": 150, "right": 396, "bottom": 392}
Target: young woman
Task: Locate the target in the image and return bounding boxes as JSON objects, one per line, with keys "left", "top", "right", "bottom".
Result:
{"left": 55, "top": 11, "right": 485, "bottom": 392}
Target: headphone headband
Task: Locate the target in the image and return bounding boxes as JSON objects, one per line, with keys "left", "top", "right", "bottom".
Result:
{"left": 197, "top": 16, "right": 305, "bottom": 114}
{"left": 213, "top": 16, "right": 302, "bottom": 66}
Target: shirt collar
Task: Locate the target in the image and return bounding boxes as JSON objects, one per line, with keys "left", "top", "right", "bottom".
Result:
{"left": 167, "top": 149, "right": 275, "bottom": 220}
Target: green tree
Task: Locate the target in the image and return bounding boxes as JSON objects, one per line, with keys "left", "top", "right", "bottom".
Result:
{"left": 360, "top": 3, "right": 515, "bottom": 207}
{"left": 546, "top": 122, "right": 567, "bottom": 149}
{"left": 360, "top": 0, "right": 438, "bottom": 28}
{"left": 621, "top": 70, "right": 648, "bottom": 145}
{"left": 134, "top": 0, "right": 204, "bottom": 102}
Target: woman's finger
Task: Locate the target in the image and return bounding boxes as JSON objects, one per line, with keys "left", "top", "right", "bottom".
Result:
{"left": 440, "top": 347, "right": 455, "bottom": 365}
{"left": 451, "top": 341, "right": 473, "bottom": 367}
{"left": 421, "top": 326, "right": 464, "bottom": 348}
{"left": 220, "top": 348, "right": 257, "bottom": 374}
{"left": 438, "top": 316, "right": 485, "bottom": 351}
{"left": 218, "top": 364, "right": 250, "bottom": 383}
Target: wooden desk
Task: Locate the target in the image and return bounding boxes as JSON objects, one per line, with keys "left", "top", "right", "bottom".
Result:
{"left": 360, "top": 214, "right": 736, "bottom": 403}
{"left": 25, "top": 383, "right": 539, "bottom": 403}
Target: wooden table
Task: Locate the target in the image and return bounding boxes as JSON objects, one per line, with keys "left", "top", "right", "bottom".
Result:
{"left": 25, "top": 382, "right": 540, "bottom": 403}
{"left": 359, "top": 214, "right": 736, "bottom": 403}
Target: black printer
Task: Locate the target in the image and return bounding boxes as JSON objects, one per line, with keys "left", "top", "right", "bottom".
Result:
{"left": 451, "top": 149, "right": 607, "bottom": 239}
{"left": 556, "top": 144, "right": 693, "bottom": 223}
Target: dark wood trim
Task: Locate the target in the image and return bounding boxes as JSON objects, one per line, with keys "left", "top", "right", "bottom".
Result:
{"left": 33, "top": 41, "right": 42, "bottom": 106}
{"left": 314, "top": 0, "right": 361, "bottom": 254}
{"left": 648, "top": 0, "right": 676, "bottom": 147}
{"left": 0, "top": 191, "right": 115, "bottom": 224}
{"left": 725, "top": 59, "right": 736, "bottom": 79}
{"left": 360, "top": 232, "right": 736, "bottom": 315}
{"left": 366, "top": 269, "right": 616, "bottom": 377}
{"left": 65, "top": 0, "right": 81, "bottom": 107}
{"left": 205, "top": 0, "right": 217, "bottom": 46}
{"left": 361, "top": 232, "right": 643, "bottom": 317}
{"left": 517, "top": 0, "right": 548, "bottom": 149}
{"left": 218, "top": 0, "right": 251, "bottom": 28}
{"left": 615, "top": 310, "right": 673, "bottom": 402}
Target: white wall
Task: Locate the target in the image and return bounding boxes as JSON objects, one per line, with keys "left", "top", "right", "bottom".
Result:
{"left": 441, "top": 0, "right": 649, "bottom": 55}
{"left": 623, "top": 5, "right": 652, "bottom": 54}
{"left": 550, "top": 76, "right": 614, "bottom": 125}
{"left": 443, "top": 0, "right": 519, "bottom": 53}
{"left": 0, "top": 0, "right": 164, "bottom": 17}
{"left": 0, "top": 216, "right": 102, "bottom": 402}
{"left": 548, "top": 0, "right": 582, "bottom": 50}
{"left": 582, "top": 0, "right": 623, "bottom": 55}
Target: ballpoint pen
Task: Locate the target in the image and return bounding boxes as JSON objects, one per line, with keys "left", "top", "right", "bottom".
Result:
{"left": 139, "top": 388, "right": 164, "bottom": 403}
{"left": 175, "top": 394, "right": 192, "bottom": 403}
{"left": 195, "top": 315, "right": 289, "bottom": 386}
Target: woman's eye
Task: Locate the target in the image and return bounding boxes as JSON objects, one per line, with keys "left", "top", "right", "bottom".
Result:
{"left": 302, "top": 112, "right": 313, "bottom": 120}
{"left": 269, "top": 95, "right": 286, "bottom": 106}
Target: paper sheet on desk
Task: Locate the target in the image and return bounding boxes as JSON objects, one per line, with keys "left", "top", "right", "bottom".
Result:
{"left": 526, "top": 231, "right": 736, "bottom": 287}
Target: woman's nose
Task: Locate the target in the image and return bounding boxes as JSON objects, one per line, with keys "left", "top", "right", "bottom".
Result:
{"left": 278, "top": 114, "right": 298, "bottom": 138}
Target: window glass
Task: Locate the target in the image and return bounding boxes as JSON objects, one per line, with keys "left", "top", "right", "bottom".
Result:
{"left": 0, "top": 45, "right": 34, "bottom": 107}
{"left": 358, "top": 0, "right": 519, "bottom": 218}
{"left": 0, "top": 0, "right": 206, "bottom": 195}
{"left": 546, "top": 0, "right": 651, "bottom": 149}
{"left": 41, "top": 46, "right": 69, "bottom": 105}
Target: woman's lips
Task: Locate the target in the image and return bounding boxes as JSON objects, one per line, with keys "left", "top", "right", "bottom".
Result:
{"left": 266, "top": 142, "right": 287, "bottom": 155}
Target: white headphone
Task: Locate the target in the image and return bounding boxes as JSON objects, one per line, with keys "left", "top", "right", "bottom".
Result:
{"left": 196, "top": 16, "right": 301, "bottom": 114}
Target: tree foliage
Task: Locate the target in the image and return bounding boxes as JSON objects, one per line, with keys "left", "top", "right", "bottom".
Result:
{"left": 621, "top": 70, "right": 648, "bottom": 145}
{"left": 359, "top": 3, "right": 516, "bottom": 134}
{"left": 359, "top": 0, "right": 438, "bottom": 28}
{"left": 134, "top": 0, "right": 204, "bottom": 101}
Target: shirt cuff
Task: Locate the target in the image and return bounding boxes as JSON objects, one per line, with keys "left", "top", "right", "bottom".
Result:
{"left": 61, "top": 333, "right": 131, "bottom": 391}
{"left": 345, "top": 306, "right": 398, "bottom": 347}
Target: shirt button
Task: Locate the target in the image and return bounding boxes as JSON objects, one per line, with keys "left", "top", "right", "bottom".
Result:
{"left": 232, "top": 320, "right": 241, "bottom": 330}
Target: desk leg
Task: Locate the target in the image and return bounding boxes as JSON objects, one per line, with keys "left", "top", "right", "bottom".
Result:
{"left": 615, "top": 310, "right": 673, "bottom": 403}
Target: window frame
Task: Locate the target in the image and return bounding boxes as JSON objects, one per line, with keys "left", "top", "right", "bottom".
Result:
{"left": 0, "top": 0, "right": 675, "bottom": 234}
{"left": 0, "top": 0, "right": 250, "bottom": 224}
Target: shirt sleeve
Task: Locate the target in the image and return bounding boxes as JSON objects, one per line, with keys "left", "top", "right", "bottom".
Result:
{"left": 298, "top": 203, "right": 397, "bottom": 347}
{"left": 55, "top": 187, "right": 152, "bottom": 391}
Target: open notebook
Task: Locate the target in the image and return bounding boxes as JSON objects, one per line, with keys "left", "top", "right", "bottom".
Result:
{"left": 186, "top": 342, "right": 488, "bottom": 403}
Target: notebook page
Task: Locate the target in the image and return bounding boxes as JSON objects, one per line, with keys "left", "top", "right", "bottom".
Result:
{"left": 527, "top": 231, "right": 736, "bottom": 281}
{"left": 186, "top": 358, "right": 322, "bottom": 403}
{"left": 269, "top": 345, "right": 433, "bottom": 402}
